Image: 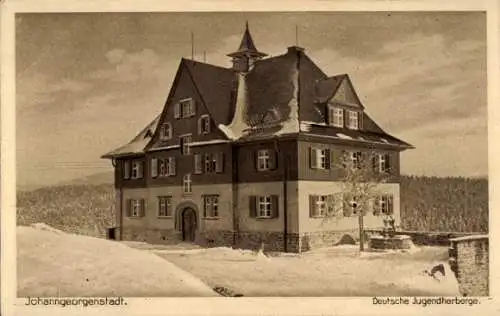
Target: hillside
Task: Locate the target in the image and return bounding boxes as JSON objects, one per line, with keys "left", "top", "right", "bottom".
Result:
{"left": 16, "top": 175, "right": 489, "bottom": 237}
{"left": 17, "top": 183, "right": 116, "bottom": 237}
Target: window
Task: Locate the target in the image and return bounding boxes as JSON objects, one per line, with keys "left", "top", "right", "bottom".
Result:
{"left": 198, "top": 115, "right": 211, "bottom": 134}
{"left": 343, "top": 195, "right": 361, "bottom": 217}
{"left": 203, "top": 195, "right": 219, "bottom": 218}
{"left": 183, "top": 173, "right": 192, "bottom": 194}
{"left": 160, "top": 123, "right": 172, "bottom": 140}
{"left": 347, "top": 110, "right": 359, "bottom": 130}
{"left": 329, "top": 106, "right": 344, "bottom": 127}
{"left": 180, "top": 134, "right": 192, "bottom": 155}
{"left": 158, "top": 157, "right": 176, "bottom": 177}
{"left": 180, "top": 98, "right": 195, "bottom": 117}
{"left": 378, "top": 153, "right": 391, "bottom": 173}
{"left": 258, "top": 196, "right": 273, "bottom": 218}
{"left": 347, "top": 151, "right": 362, "bottom": 169}
{"left": 158, "top": 196, "right": 172, "bottom": 217}
{"left": 374, "top": 195, "right": 394, "bottom": 216}
{"left": 127, "top": 199, "right": 145, "bottom": 217}
{"left": 257, "top": 149, "right": 271, "bottom": 171}
{"left": 249, "top": 195, "right": 278, "bottom": 219}
{"left": 167, "top": 157, "right": 176, "bottom": 176}
{"left": 310, "top": 195, "right": 327, "bottom": 217}
{"left": 310, "top": 147, "right": 330, "bottom": 169}
{"left": 131, "top": 160, "right": 143, "bottom": 179}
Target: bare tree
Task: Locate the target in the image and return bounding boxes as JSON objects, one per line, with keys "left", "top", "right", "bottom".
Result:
{"left": 319, "top": 147, "right": 394, "bottom": 251}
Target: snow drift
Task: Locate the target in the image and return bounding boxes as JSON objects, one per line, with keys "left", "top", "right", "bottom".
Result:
{"left": 17, "top": 224, "right": 217, "bottom": 297}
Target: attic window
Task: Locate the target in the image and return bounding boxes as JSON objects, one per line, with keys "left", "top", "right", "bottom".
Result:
{"left": 347, "top": 110, "right": 360, "bottom": 130}
{"left": 160, "top": 123, "right": 172, "bottom": 140}
{"left": 180, "top": 98, "right": 196, "bottom": 118}
{"left": 328, "top": 106, "right": 344, "bottom": 128}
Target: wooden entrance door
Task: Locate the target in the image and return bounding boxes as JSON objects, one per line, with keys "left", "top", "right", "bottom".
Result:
{"left": 181, "top": 207, "right": 197, "bottom": 242}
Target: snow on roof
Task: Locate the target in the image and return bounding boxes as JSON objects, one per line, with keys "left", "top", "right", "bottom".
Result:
{"left": 190, "top": 139, "right": 231, "bottom": 147}
{"left": 102, "top": 114, "right": 160, "bottom": 159}
{"left": 218, "top": 124, "right": 238, "bottom": 140}
{"left": 336, "top": 133, "right": 353, "bottom": 140}
{"left": 450, "top": 235, "right": 489, "bottom": 242}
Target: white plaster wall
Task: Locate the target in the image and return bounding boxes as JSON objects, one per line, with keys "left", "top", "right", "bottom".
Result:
{"left": 297, "top": 181, "right": 400, "bottom": 233}
{"left": 236, "top": 181, "right": 299, "bottom": 233}
{"left": 120, "top": 184, "right": 234, "bottom": 232}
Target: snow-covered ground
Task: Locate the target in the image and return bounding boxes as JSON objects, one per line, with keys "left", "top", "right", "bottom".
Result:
{"left": 17, "top": 223, "right": 460, "bottom": 297}
{"left": 147, "top": 243, "right": 460, "bottom": 297}
{"left": 17, "top": 224, "right": 217, "bottom": 297}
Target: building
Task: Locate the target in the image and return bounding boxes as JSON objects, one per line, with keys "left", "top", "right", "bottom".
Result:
{"left": 102, "top": 23, "right": 414, "bottom": 252}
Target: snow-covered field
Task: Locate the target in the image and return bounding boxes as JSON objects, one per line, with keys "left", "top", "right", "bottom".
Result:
{"left": 18, "top": 223, "right": 460, "bottom": 297}
{"left": 145, "top": 243, "right": 460, "bottom": 297}
{"left": 17, "top": 224, "right": 217, "bottom": 297}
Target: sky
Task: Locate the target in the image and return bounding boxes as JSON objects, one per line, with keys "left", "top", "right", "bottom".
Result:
{"left": 15, "top": 11, "right": 487, "bottom": 188}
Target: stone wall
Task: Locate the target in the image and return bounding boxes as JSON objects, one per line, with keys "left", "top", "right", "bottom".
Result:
{"left": 449, "top": 235, "right": 489, "bottom": 296}
{"left": 235, "top": 230, "right": 358, "bottom": 253}
{"left": 118, "top": 226, "right": 361, "bottom": 254}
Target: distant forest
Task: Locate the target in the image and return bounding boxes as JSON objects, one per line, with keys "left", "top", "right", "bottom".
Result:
{"left": 17, "top": 175, "right": 489, "bottom": 236}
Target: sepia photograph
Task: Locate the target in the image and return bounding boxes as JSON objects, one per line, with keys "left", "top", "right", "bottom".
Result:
{"left": 14, "top": 10, "right": 489, "bottom": 300}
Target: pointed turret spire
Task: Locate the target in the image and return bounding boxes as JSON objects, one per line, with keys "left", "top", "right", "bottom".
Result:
{"left": 227, "top": 21, "right": 267, "bottom": 72}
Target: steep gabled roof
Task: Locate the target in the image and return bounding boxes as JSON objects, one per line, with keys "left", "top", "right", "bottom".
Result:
{"left": 183, "top": 59, "right": 239, "bottom": 126}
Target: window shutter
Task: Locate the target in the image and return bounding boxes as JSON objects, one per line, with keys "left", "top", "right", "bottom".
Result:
{"left": 324, "top": 149, "right": 331, "bottom": 169}
{"left": 151, "top": 157, "right": 158, "bottom": 178}
{"left": 123, "top": 161, "right": 130, "bottom": 179}
{"left": 170, "top": 157, "right": 176, "bottom": 176}
{"left": 309, "top": 195, "right": 317, "bottom": 217}
{"left": 140, "top": 199, "right": 146, "bottom": 217}
{"left": 359, "top": 112, "right": 364, "bottom": 130}
{"left": 249, "top": 196, "right": 257, "bottom": 218}
{"left": 310, "top": 147, "right": 318, "bottom": 169}
{"left": 372, "top": 154, "right": 379, "bottom": 172}
{"left": 138, "top": 161, "right": 144, "bottom": 178}
{"left": 384, "top": 154, "right": 391, "bottom": 173}
{"left": 125, "top": 199, "right": 132, "bottom": 217}
{"left": 206, "top": 118, "right": 211, "bottom": 133}
{"left": 271, "top": 195, "right": 279, "bottom": 218}
{"left": 191, "top": 99, "right": 196, "bottom": 116}
{"left": 344, "top": 110, "right": 349, "bottom": 128}
{"left": 387, "top": 195, "right": 394, "bottom": 215}
{"left": 269, "top": 149, "right": 277, "bottom": 170}
{"left": 342, "top": 195, "right": 351, "bottom": 217}
{"left": 203, "top": 197, "right": 207, "bottom": 218}
{"left": 215, "top": 152, "right": 224, "bottom": 173}
{"left": 174, "top": 103, "right": 181, "bottom": 119}
{"left": 197, "top": 117, "right": 202, "bottom": 135}
{"left": 194, "top": 154, "right": 202, "bottom": 174}
{"left": 253, "top": 150, "right": 259, "bottom": 171}
{"left": 373, "top": 197, "right": 380, "bottom": 216}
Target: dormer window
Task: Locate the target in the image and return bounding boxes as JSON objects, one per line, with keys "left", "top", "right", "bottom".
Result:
{"left": 160, "top": 123, "right": 172, "bottom": 140}
{"left": 347, "top": 110, "right": 360, "bottom": 130}
{"left": 328, "top": 106, "right": 344, "bottom": 128}
{"left": 198, "top": 115, "right": 211, "bottom": 135}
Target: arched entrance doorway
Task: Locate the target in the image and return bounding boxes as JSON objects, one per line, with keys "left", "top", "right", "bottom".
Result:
{"left": 181, "top": 207, "right": 197, "bottom": 242}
